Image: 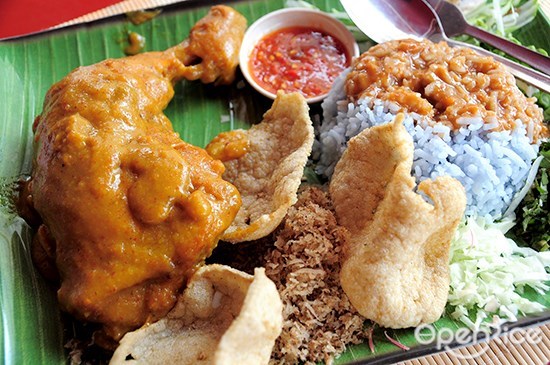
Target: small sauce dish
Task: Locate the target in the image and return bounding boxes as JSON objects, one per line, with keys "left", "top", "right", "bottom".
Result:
{"left": 239, "top": 8, "right": 360, "bottom": 104}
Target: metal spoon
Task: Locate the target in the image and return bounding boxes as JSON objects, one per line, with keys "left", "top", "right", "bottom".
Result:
{"left": 339, "top": 0, "right": 550, "bottom": 93}
{"left": 426, "top": 0, "right": 550, "bottom": 75}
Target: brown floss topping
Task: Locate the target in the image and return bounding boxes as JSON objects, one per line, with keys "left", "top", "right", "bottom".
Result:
{"left": 264, "top": 187, "right": 367, "bottom": 365}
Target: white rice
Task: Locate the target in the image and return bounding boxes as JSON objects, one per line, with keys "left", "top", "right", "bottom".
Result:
{"left": 315, "top": 70, "right": 540, "bottom": 220}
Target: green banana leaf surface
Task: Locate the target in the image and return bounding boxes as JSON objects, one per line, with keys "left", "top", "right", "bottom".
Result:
{"left": 0, "top": 0, "right": 549, "bottom": 364}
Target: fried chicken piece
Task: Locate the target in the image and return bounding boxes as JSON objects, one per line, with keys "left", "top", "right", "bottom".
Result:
{"left": 28, "top": 6, "right": 246, "bottom": 343}
{"left": 330, "top": 115, "right": 466, "bottom": 328}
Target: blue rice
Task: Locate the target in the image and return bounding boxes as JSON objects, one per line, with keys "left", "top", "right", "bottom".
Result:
{"left": 315, "top": 69, "right": 540, "bottom": 220}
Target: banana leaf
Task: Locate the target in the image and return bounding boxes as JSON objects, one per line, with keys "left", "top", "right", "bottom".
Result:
{"left": 0, "top": 0, "right": 548, "bottom": 364}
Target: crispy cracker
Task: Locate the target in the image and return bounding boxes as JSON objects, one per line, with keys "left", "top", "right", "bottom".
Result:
{"left": 330, "top": 115, "right": 466, "bottom": 328}
{"left": 214, "top": 92, "right": 314, "bottom": 242}
{"left": 110, "top": 265, "right": 282, "bottom": 365}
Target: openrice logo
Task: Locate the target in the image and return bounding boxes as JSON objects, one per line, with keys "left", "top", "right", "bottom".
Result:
{"left": 413, "top": 323, "right": 543, "bottom": 360}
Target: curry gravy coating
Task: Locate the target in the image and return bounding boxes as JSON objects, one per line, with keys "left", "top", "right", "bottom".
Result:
{"left": 29, "top": 6, "right": 245, "bottom": 344}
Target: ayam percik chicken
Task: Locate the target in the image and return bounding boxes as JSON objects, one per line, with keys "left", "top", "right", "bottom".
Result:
{"left": 23, "top": 5, "right": 248, "bottom": 346}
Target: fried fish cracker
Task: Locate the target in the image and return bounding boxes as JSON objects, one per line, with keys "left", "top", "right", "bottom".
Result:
{"left": 109, "top": 265, "right": 282, "bottom": 365}
{"left": 210, "top": 92, "right": 314, "bottom": 243}
{"left": 330, "top": 114, "right": 466, "bottom": 328}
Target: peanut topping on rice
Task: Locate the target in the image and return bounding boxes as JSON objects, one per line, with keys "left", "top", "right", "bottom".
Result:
{"left": 345, "top": 39, "right": 547, "bottom": 140}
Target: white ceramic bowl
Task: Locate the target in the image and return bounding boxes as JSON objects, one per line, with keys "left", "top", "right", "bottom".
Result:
{"left": 239, "top": 8, "right": 360, "bottom": 104}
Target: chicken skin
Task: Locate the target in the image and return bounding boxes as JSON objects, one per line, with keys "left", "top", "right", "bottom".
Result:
{"left": 28, "top": 6, "right": 246, "bottom": 344}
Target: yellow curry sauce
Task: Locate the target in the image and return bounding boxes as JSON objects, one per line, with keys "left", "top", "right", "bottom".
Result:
{"left": 26, "top": 5, "right": 247, "bottom": 346}
{"left": 206, "top": 130, "right": 249, "bottom": 162}
{"left": 124, "top": 31, "right": 146, "bottom": 55}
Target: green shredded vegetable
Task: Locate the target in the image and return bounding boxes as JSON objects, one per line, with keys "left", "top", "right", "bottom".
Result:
{"left": 462, "top": 0, "right": 539, "bottom": 35}
{"left": 509, "top": 141, "right": 550, "bottom": 251}
{"left": 448, "top": 217, "right": 550, "bottom": 330}
{"left": 532, "top": 90, "right": 550, "bottom": 120}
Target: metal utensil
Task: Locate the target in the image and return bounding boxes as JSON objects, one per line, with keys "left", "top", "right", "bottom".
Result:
{"left": 426, "top": 0, "right": 550, "bottom": 75}
{"left": 339, "top": 0, "right": 550, "bottom": 93}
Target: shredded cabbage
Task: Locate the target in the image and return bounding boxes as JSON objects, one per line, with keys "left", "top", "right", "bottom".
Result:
{"left": 460, "top": 0, "right": 539, "bottom": 36}
{"left": 447, "top": 217, "right": 550, "bottom": 330}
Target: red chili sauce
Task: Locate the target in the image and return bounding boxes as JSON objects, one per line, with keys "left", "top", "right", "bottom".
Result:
{"left": 249, "top": 26, "right": 350, "bottom": 99}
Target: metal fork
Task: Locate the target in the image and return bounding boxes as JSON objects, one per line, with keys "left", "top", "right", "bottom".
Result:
{"left": 425, "top": 0, "right": 550, "bottom": 75}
